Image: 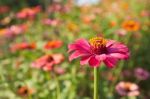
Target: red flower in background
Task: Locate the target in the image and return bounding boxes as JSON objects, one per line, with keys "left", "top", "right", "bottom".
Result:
{"left": 16, "top": 6, "right": 41, "bottom": 19}
{"left": 44, "top": 40, "right": 63, "bottom": 49}
{"left": 68, "top": 37, "right": 129, "bottom": 68}
{"left": 10, "top": 42, "right": 36, "bottom": 52}
{"left": 32, "top": 54, "right": 64, "bottom": 71}
{"left": 0, "top": 5, "right": 10, "bottom": 14}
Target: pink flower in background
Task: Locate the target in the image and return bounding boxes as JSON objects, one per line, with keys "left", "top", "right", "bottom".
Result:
{"left": 134, "top": 67, "right": 150, "bottom": 80}
{"left": 122, "top": 69, "right": 132, "bottom": 77}
{"left": 116, "top": 81, "right": 140, "bottom": 96}
{"left": 140, "top": 10, "right": 150, "bottom": 17}
{"left": 8, "top": 24, "right": 28, "bottom": 35}
{"left": 42, "top": 19, "right": 60, "bottom": 26}
{"left": 48, "top": 3, "right": 70, "bottom": 13}
{"left": 115, "top": 29, "right": 127, "bottom": 37}
{"left": 68, "top": 37, "right": 129, "bottom": 68}
{"left": 32, "top": 54, "right": 64, "bottom": 71}
{"left": 16, "top": 6, "right": 41, "bottom": 19}
{"left": 0, "top": 24, "right": 28, "bottom": 38}
{"left": 54, "top": 67, "right": 65, "bottom": 75}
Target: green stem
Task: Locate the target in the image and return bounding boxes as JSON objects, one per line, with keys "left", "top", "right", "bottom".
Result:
{"left": 55, "top": 76, "right": 60, "bottom": 99}
{"left": 94, "top": 67, "right": 99, "bottom": 99}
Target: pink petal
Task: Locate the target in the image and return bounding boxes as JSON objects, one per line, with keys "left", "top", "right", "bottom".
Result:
{"left": 69, "top": 51, "right": 88, "bottom": 61}
{"left": 107, "top": 42, "right": 129, "bottom": 53}
{"left": 95, "top": 54, "right": 106, "bottom": 61}
{"left": 80, "top": 55, "right": 92, "bottom": 65}
{"left": 104, "top": 56, "right": 118, "bottom": 68}
{"left": 109, "top": 53, "right": 130, "bottom": 60}
{"left": 88, "top": 56, "right": 100, "bottom": 67}
{"left": 68, "top": 39, "right": 91, "bottom": 53}
{"left": 43, "top": 63, "right": 53, "bottom": 71}
{"left": 106, "top": 40, "right": 116, "bottom": 47}
{"left": 106, "top": 41, "right": 130, "bottom": 60}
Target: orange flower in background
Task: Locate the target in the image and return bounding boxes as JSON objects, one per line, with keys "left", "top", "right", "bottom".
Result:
{"left": 121, "top": 2, "right": 129, "bottom": 10}
{"left": 0, "top": 16, "right": 12, "bottom": 26}
{"left": 67, "top": 22, "right": 78, "bottom": 32}
{"left": 110, "top": 21, "right": 117, "bottom": 27}
{"left": 81, "top": 14, "right": 95, "bottom": 24}
{"left": 44, "top": 40, "right": 63, "bottom": 49}
{"left": 32, "top": 54, "right": 64, "bottom": 71}
{"left": 0, "top": 28, "right": 7, "bottom": 36}
{"left": 122, "top": 20, "right": 140, "bottom": 31}
{"left": 10, "top": 42, "right": 36, "bottom": 52}
{"left": 80, "top": 5, "right": 91, "bottom": 14}
{"left": 17, "top": 86, "right": 35, "bottom": 96}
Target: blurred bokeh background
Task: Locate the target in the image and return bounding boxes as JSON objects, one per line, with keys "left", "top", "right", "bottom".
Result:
{"left": 0, "top": 0, "right": 149, "bottom": 99}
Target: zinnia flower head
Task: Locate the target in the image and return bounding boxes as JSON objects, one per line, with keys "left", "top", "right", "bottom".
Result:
{"left": 16, "top": 6, "right": 41, "bottom": 19}
{"left": 116, "top": 81, "right": 140, "bottom": 96}
{"left": 44, "top": 40, "right": 63, "bottom": 49}
{"left": 0, "top": 24, "right": 28, "bottom": 38}
{"left": 17, "top": 86, "right": 35, "bottom": 96}
{"left": 68, "top": 37, "right": 129, "bottom": 68}
{"left": 10, "top": 42, "right": 36, "bottom": 52}
{"left": 134, "top": 67, "right": 150, "bottom": 80}
{"left": 122, "top": 20, "right": 140, "bottom": 31}
{"left": 32, "top": 54, "right": 64, "bottom": 71}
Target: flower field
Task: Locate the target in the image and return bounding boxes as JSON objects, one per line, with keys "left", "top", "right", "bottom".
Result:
{"left": 0, "top": 0, "right": 149, "bottom": 99}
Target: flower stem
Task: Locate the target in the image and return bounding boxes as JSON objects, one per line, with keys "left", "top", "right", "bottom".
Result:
{"left": 94, "top": 67, "right": 99, "bottom": 99}
{"left": 55, "top": 76, "right": 60, "bottom": 99}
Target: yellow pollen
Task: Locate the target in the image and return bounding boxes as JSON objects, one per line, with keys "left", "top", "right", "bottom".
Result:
{"left": 89, "top": 37, "right": 107, "bottom": 48}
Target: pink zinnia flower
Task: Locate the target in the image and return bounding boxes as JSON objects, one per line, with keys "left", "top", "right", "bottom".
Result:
{"left": 0, "top": 24, "right": 28, "bottom": 38}
{"left": 42, "top": 19, "right": 60, "bottom": 26}
{"left": 115, "top": 81, "right": 140, "bottom": 96}
{"left": 134, "top": 67, "right": 150, "bottom": 80}
{"left": 16, "top": 6, "right": 41, "bottom": 19}
{"left": 32, "top": 54, "right": 64, "bottom": 71}
{"left": 68, "top": 37, "right": 129, "bottom": 68}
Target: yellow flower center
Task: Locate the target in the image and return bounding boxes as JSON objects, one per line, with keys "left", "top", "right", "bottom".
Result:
{"left": 89, "top": 37, "right": 107, "bottom": 49}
